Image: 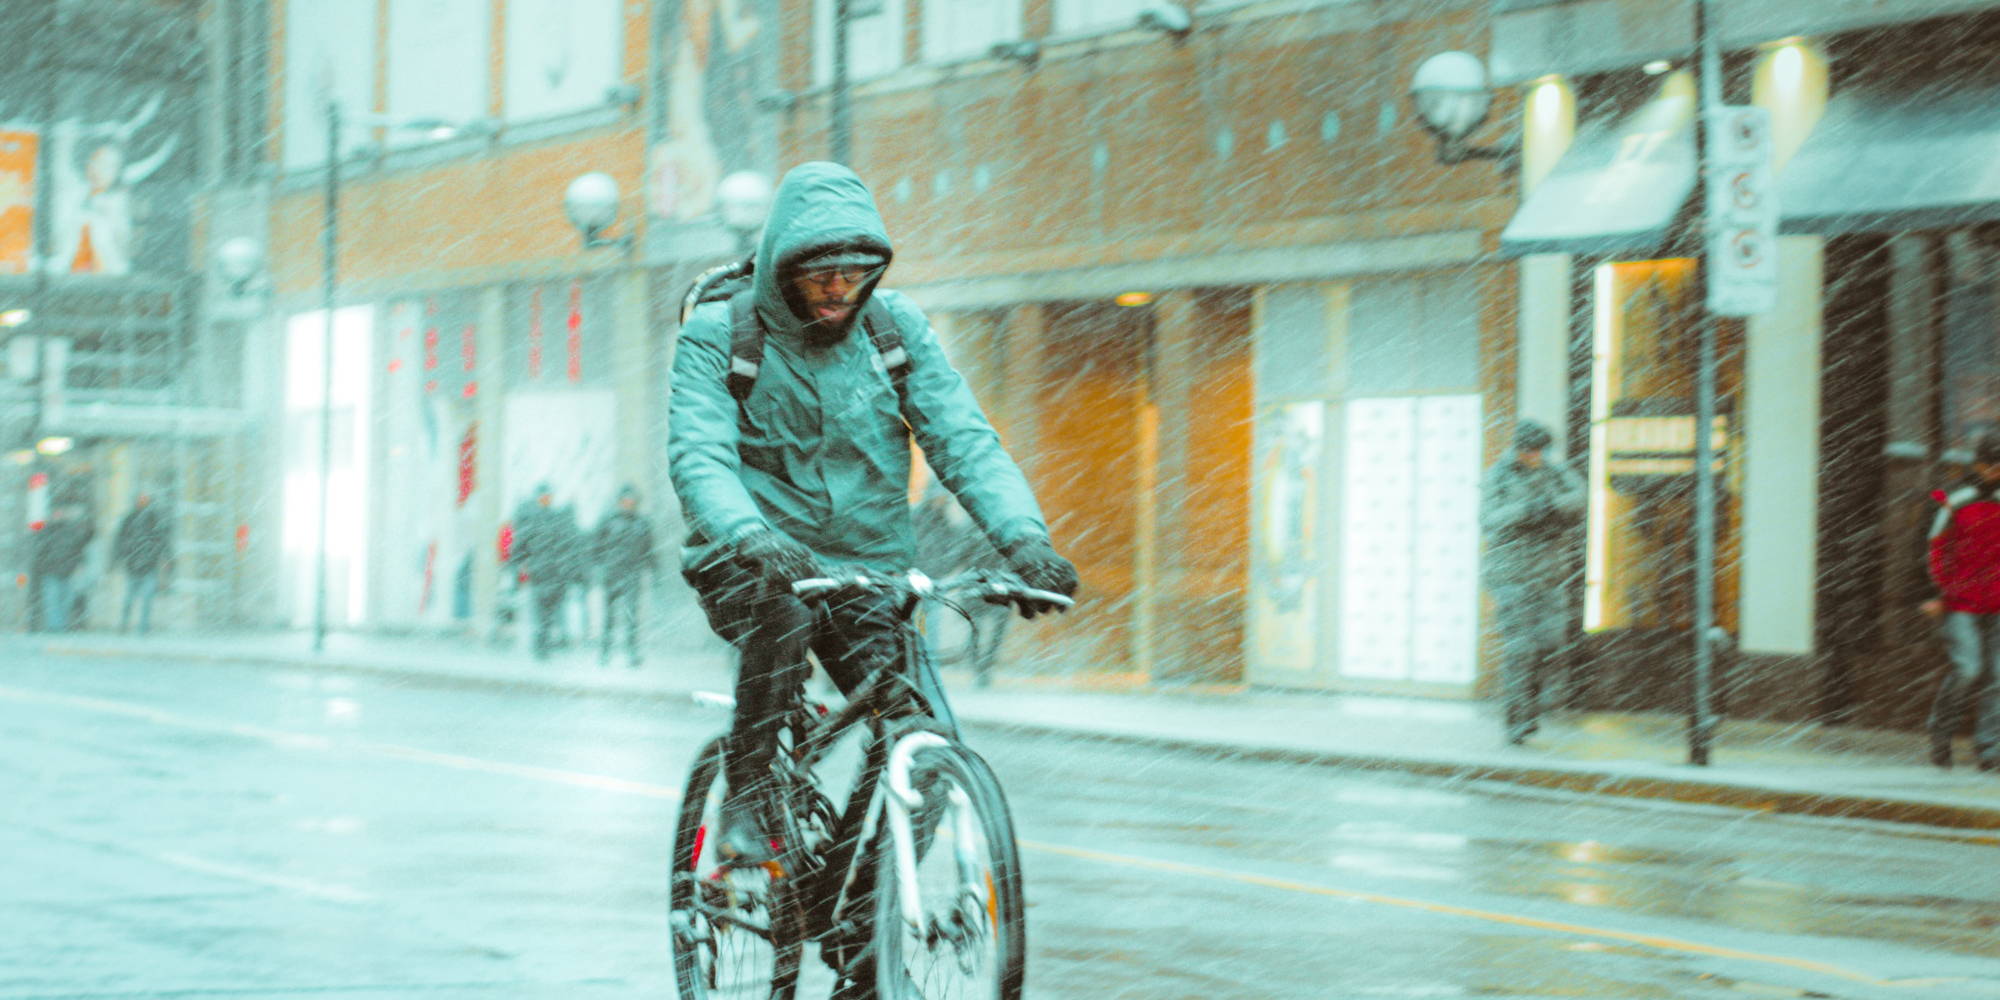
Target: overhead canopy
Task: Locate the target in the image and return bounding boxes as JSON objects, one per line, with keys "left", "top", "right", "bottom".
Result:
{"left": 1780, "top": 58, "right": 2000, "bottom": 235}
{"left": 1500, "top": 92, "right": 1695, "bottom": 258}
{"left": 1506, "top": 49, "right": 2000, "bottom": 255}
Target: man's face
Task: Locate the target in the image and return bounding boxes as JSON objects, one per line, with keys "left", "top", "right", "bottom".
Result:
{"left": 619, "top": 496, "right": 637, "bottom": 512}
{"left": 537, "top": 493, "right": 552, "bottom": 507}
{"left": 790, "top": 263, "right": 881, "bottom": 328}
{"left": 1977, "top": 461, "right": 2000, "bottom": 484}
{"left": 1517, "top": 447, "right": 1545, "bottom": 468}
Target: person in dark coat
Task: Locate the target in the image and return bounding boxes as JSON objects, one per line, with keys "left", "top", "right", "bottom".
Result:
{"left": 553, "top": 500, "right": 588, "bottom": 648}
{"left": 33, "top": 502, "right": 96, "bottom": 633}
{"left": 113, "top": 492, "right": 172, "bottom": 634}
{"left": 593, "top": 484, "right": 657, "bottom": 667}
{"left": 1480, "top": 419, "right": 1586, "bottom": 745}
{"left": 510, "top": 483, "right": 576, "bottom": 659}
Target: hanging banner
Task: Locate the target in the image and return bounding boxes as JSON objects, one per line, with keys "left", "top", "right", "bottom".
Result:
{"left": 0, "top": 129, "right": 36, "bottom": 274}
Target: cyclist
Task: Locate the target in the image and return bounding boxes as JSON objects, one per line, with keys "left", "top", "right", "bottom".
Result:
{"left": 667, "top": 161, "right": 1078, "bottom": 867}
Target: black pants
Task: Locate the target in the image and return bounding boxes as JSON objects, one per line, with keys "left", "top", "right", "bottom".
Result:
{"left": 1933, "top": 612, "right": 2000, "bottom": 764}
{"left": 531, "top": 581, "right": 567, "bottom": 658}
{"left": 685, "top": 559, "right": 958, "bottom": 792}
{"left": 1493, "top": 582, "right": 1567, "bottom": 742}
{"left": 602, "top": 583, "right": 642, "bottom": 664}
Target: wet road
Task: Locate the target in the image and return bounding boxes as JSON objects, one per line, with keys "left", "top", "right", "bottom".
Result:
{"left": 5, "top": 649, "right": 2000, "bottom": 1000}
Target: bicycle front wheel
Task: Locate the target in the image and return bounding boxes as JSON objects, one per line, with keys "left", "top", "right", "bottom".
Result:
{"left": 872, "top": 742, "right": 1025, "bottom": 1000}
{"left": 669, "top": 738, "right": 804, "bottom": 1000}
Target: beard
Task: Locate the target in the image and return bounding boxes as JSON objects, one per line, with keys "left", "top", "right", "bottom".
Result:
{"left": 801, "top": 310, "right": 856, "bottom": 347}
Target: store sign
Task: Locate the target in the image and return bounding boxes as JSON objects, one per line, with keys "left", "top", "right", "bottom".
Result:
{"left": 1605, "top": 413, "right": 1730, "bottom": 479}
{"left": 1705, "top": 105, "right": 1777, "bottom": 316}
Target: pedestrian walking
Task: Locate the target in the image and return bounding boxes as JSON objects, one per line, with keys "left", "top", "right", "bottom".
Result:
{"left": 112, "top": 492, "right": 172, "bottom": 634}
{"left": 593, "top": 484, "right": 657, "bottom": 668}
{"left": 553, "top": 500, "right": 588, "bottom": 648}
{"left": 1480, "top": 419, "right": 1586, "bottom": 745}
{"left": 32, "top": 501, "right": 96, "bottom": 633}
{"left": 510, "top": 483, "right": 574, "bottom": 660}
{"left": 1921, "top": 429, "right": 2000, "bottom": 772}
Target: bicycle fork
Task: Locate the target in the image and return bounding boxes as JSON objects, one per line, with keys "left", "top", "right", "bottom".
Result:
{"left": 882, "top": 732, "right": 988, "bottom": 939}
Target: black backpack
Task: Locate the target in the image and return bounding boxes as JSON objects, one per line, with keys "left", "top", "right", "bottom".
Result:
{"left": 679, "top": 258, "right": 912, "bottom": 406}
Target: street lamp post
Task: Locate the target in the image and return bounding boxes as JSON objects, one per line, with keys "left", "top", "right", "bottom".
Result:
{"left": 314, "top": 98, "right": 341, "bottom": 653}
{"left": 831, "top": 0, "right": 852, "bottom": 164}
{"left": 1686, "top": 0, "right": 1724, "bottom": 767}
{"left": 312, "top": 105, "right": 488, "bottom": 652}
{"left": 716, "top": 171, "right": 773, "bottom": 257}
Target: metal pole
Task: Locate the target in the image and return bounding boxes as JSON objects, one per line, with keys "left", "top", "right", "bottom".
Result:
{"left": 647, "top": 0, "right": 668, "bottom": 149}
{"left": 314, "top": 99, "right": 339, "bottom": 653}
{"left": 24, "top": 0, "right": 59, "bottom": 633}
{"left": 830, "top": 0, "right": 851, "bottom": 164}
{"left": 1688, "top": 0, "right": 1721, "bottom": 766}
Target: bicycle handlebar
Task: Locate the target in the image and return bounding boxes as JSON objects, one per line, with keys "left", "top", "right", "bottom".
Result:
{"left": 791, "top": 568, "right": 1074, "bottom": 609}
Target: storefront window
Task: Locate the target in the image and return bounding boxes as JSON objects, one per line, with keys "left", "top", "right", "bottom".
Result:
{"left": 1335, "top": 271, "right": 1483, "bottom": 687}
{"left": 1583, "top": 259, "right": 1742, "bottom": 634}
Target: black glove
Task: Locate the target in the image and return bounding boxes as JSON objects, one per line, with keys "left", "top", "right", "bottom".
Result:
{"left": 1004, "top": 538, "right": 1078, "bottom": 619}
{"left": 731, "top": 528, "right": 821, "bottom": 591}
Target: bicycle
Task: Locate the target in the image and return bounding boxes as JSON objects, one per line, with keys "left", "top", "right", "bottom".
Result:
{"left": 922, "top": 593, "right": 1009, "bottom": 688}
{"left": 667, "top": 568, "right": 1072, "bottom": 1000}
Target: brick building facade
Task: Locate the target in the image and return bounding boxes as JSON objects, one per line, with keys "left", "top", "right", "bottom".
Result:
{"left": 229, "top": 0, "right": 1527, "bottom": 700}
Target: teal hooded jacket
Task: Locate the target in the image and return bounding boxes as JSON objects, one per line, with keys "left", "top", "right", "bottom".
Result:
{"left": 668, "top": 162, "right": 1050, "bottom": 573}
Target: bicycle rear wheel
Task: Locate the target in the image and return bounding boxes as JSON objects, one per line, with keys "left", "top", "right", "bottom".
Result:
{"left": 670, "top": 738, "right": 805, "bottom": 1000}
{"left": 872, "top": 743, "right": 1025, "bottom": 1000}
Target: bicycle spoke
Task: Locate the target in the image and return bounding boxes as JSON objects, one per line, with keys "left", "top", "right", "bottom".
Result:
{"left": 670, "top": 739, "right": 802, "bottom": 1000}
{"left": 875, "top": 743, "right": 1023, "bottom": 1000}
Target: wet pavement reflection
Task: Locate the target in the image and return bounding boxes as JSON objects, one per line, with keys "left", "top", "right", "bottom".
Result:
{"left": 3, "top": 650, "right": 1998, "bottom": 999}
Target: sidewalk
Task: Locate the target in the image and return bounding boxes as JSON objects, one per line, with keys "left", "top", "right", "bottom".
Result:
{"left": 13, "top": 628, "right": 2000, "bottom": 835}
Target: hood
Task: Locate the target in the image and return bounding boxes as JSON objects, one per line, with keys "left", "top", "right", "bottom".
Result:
{"left": 751, "top": 161, "right": 895, "bottom": 341}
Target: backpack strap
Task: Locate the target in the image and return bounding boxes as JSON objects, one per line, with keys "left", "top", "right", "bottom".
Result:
{"left": 723, "top": 293, "right": 911, "bottom": 408}
{"left": 725, "top": 290, "right": 764, "bottom": 403}
{"left": 858, "top": 299, "right": 912, "bottom": 405}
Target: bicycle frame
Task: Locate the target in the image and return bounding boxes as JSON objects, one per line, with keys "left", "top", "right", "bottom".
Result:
{"left": 774, "top": 609, "right": 951, "bottom": 960}
{"left": 685, "top": 568, "right": 1064, "bottom": 986}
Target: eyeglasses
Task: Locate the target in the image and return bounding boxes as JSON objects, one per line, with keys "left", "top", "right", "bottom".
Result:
{"left": 796, "top": 263, "right": 885, "bottom": 288}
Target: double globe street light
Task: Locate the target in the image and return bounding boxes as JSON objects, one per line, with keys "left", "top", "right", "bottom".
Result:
{"left": 562, "top": 169, "right": 772, "bottom": 257}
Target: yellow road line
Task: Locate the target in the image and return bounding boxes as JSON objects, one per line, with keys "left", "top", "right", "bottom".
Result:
{"left": 1022, "top": 840, "right": 1925, "bottom": 989}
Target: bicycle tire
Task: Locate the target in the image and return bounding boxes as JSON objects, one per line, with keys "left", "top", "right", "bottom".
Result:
{"left": 871, "top": 742, "right": 1026, "bottom": 1000}
{"left": 669, "top": 737, "right": 806, "bottom": 1000}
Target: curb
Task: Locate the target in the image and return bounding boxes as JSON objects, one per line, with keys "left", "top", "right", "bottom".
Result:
{"left": 959, "top": 717, "right": 2000, "bottom": 838}
{"left": 28, "top": 639, "right": 2000, "bottom": 838}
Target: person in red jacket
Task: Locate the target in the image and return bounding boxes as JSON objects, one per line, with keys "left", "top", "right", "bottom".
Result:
{"left": 1922, "top": 429, "right": 2000, "bottom": 771}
